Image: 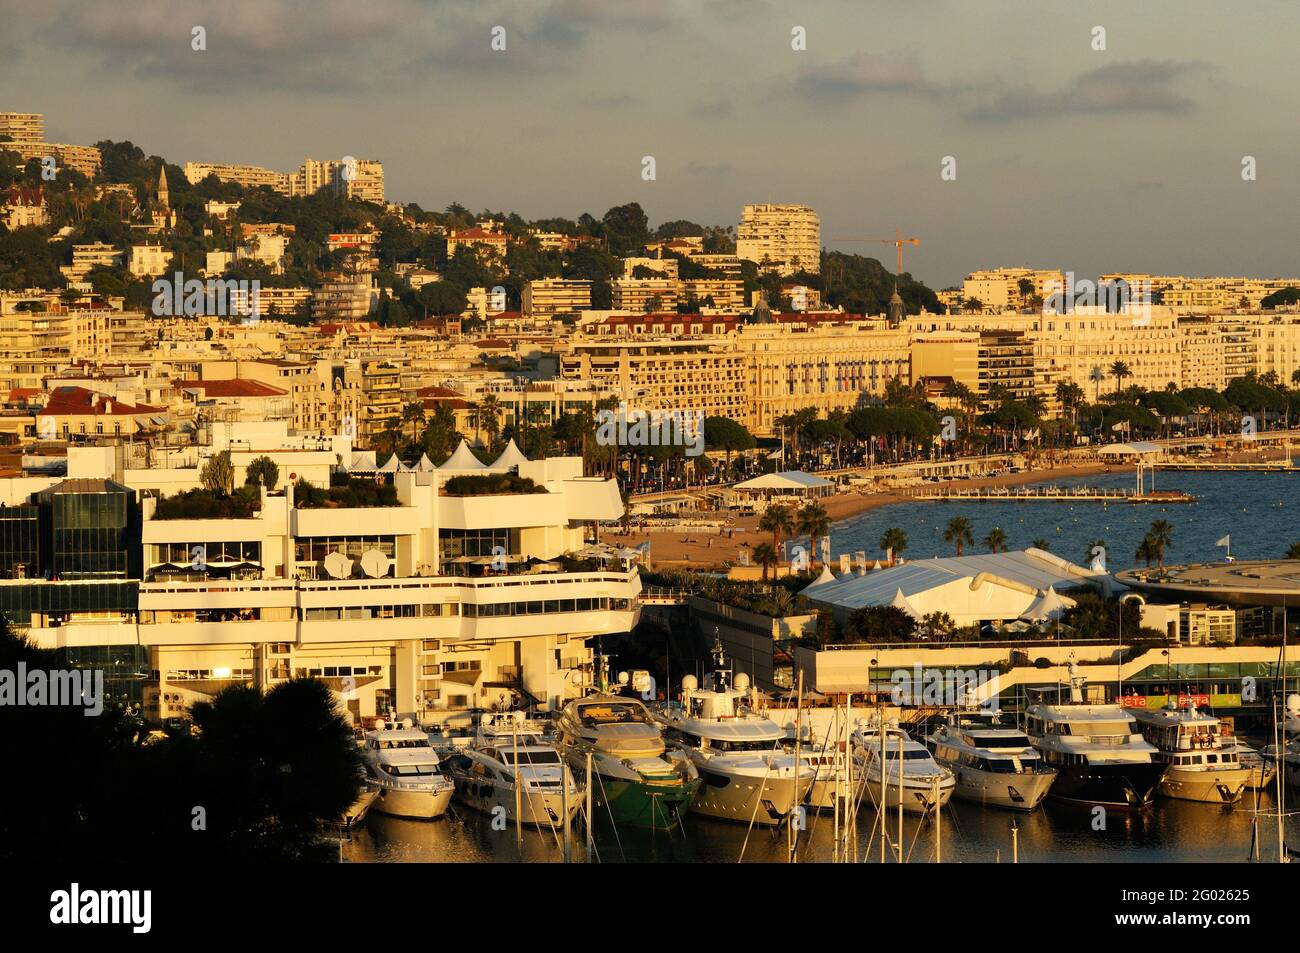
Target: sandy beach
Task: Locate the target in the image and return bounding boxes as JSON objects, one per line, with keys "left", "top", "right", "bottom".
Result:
{"left": 609, "top": 459, "right": 1135, "bottom": 569}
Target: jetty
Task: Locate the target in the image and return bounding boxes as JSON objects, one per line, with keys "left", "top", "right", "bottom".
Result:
{"left": 905, "top": 486, "right": 1195, "bottom": 504}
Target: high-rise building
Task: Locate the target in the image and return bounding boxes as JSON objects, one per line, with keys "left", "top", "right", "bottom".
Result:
{"left": 0, "top": 111, "right": 44, "bottom": 144}
{"left": 522, "top": 279, "right": 592, "bottom": 316}
{"left": 736, "top": 203, "right": 821, "bottom": 276}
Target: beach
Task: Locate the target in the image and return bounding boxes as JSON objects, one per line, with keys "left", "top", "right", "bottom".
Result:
{"left": 609, "top": 459, "right": 1135, "bottom": 569}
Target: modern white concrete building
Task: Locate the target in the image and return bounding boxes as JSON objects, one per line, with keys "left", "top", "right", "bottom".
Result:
{"left": 11, "top": 446, "right": 636, "bottom": 729}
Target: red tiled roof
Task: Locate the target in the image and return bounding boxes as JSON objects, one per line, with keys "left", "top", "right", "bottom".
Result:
{"left": 38, "top": 386, "right": 163, "bottom": 417}
{"left": 7, "top": 387, "right": 41, "bottom": 402}
{"left": 178, "top": 379, "right": 288, "bottom": 398}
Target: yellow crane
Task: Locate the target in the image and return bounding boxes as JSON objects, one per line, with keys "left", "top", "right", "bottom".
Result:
{"left": 830, "top": 230, "right": 920, "bottom": 277}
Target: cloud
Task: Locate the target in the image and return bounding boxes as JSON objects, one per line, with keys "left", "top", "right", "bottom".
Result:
{"left": 796, "top": 52, "right": 941, "bottom": 103}
{"left": 964, "top": 60, "right": 1208, "bottom": 121}
{"left": 7, "top": 0, "right": 681, "bottom": 93}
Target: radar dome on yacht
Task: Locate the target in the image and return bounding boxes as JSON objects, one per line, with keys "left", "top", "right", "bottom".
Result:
{"left": 1287, "top": 693, "right": 1300, "bottom": 714}
{"left": 617, "top": 671, "right": 630, "bottom": 685}
{"left": 734, "top": 672, "right": 751, "bottom": 691}
{"left": 680, "top": 674, "right": 698, "bottom": 691}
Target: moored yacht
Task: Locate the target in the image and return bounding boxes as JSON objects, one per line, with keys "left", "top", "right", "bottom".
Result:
{"left": 362, "top": 718, "right": 456, "bottom": 820}
{"left": 445, "top": 711, "right": 582, "bottom": 828}
{"left": 1024, "top": 663, "right": 1163, "bottom": 811}
{"left": 853, "top": 720, "right": 955, "bottom": 815}
{"left": 927, "top": 711, "right": 1057, "bottom": 811}
{"left": 656, "top": 639, "right": 815, "bottom": 826}
{"left": 556, "top": 664, "right": 700, "bottom": 829}
{"left": 1133, "top": 701, "right": 1250, "bottom": 804}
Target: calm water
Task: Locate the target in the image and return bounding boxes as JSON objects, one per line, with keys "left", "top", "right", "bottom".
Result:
{"left": 342, "top": 790, "right": 1298, "bottom": 863}
{"left": 828, "top": 470, "right": 1300, "bottom": 568}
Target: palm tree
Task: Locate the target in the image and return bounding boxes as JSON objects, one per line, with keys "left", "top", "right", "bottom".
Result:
{"left": 943, "top": 516, "right": 974, "bottom": 556}
{"left": 1136, "top": 534, "right": 1157, "bottom": 567}
{"left": 796, "top": 501, "right": 831, "bottom": 568}
{"left": 1089, "top": 366, "right": 1106, "bottom": 403}
{"left": 1147, "top": 519, "right": 1174, "bottom": 569}
{"left": 1286, "top": 541, "right": 1300, "bottom": 560}
{"left": 1032, "top": 538, "right": 1049, "bottom": 551}
{"left": 752, "top": 542, "right": 778, "bottom": 582}
{"left": 401, "top": 401, "right": 426, "bottom": 446}
{"left": 759, "top": 503, "right": 795, "bottom": 551}
{"left": 983, "top": 526, "right": 1007, "bottom": 553}
{"left": 1109, "top": 360, "right": 1132, "bottom": 396}
{"left": 477, "top": 394, "right": 502, "bottom": 450}
{"left": 879, "top": 527, "right": 908, "bottom": 565}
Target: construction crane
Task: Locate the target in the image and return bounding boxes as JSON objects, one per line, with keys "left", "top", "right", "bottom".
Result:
{"left": 830, "top": 230, "right": 920, "bottom": 278}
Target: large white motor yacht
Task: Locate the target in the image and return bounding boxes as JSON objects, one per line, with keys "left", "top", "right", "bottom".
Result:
{"left": 361, "top": 718, "right": 455, "bottom": 820}
{"left": 656, "top": 639, "right": 814, "bottom": 826}
{"left": 927, "top": 711, "right": 1056, "bottom": 811}
{"left": 853, "top": 720, "right": 955, "bottom": 815}
{"left": 1024, "top": 662, "right": 1163, "bottom": 811}
{"left": 445, "top": 711, "right": 582, "bottom": 828}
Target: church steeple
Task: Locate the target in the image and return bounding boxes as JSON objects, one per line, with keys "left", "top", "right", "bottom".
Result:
{"left": 887, "top": 284, "right": 905, "bottom": 327}
{"left": 157, "top": 164, "right": 170, "bottom": 210}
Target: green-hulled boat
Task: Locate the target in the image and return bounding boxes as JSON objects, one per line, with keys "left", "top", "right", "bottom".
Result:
{"left": 556, "top": 693, "right": 700, "bottom": 829}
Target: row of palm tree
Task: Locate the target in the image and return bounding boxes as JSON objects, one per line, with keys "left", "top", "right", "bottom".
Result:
{"left": 752, "top": 500, "right": 832, "bottom": 579}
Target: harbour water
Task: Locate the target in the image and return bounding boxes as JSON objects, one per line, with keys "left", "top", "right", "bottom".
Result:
{"left": 828, "top": 470, "right": 1299, "bottom": 566}
{"left": 343, "top": 789, "right": 1298, "bottom": 863}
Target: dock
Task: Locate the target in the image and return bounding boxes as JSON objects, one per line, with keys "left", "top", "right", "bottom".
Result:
{"left": 905, "top": 486, "right": 1196, "bottom": 504}
{"left": 1153, "top": 461, "right": 1300, "bottom": 472}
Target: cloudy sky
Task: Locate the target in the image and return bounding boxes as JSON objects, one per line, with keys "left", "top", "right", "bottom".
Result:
{"left": 4, "top": 0, "right": 1297, "bottom": 287}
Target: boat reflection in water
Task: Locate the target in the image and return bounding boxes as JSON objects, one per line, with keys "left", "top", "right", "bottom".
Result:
{"left": 343, "top": 786, "right": 1298, "bottom": 863}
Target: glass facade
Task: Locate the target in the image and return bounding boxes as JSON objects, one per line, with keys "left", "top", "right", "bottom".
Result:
{"left": 40, "top": 484, "right": 133, "bottom": 579}
{"left": 439, "top": 527, "right": 517, "bottom": 560}
{"left": 0, "top": 506, "right": 39, "bottom": 577}
{"left": 0, "top": 580, "right": 138, "bottom": 627}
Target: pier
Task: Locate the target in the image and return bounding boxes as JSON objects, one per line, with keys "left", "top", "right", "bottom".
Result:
{"left": 905, "top": 486, "right": 1196, "bottom": 503}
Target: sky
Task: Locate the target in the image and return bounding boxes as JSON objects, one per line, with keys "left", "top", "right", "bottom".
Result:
{"left": 3, "top": 0, "right": 1298, "bottom": 288}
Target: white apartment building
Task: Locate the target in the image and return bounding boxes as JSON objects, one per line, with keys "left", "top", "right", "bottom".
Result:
{"left": 736, "top": 203, "right": 821, "bottom": 276}
{"left": 0, "top": 111, "right": 44, "bottom": 144}
{"left": 962, "top": 268, "right": 1065, "bottom": 310}
{"left": 129, "top": 244, "right": 172, "bottom": 279}
{"left": 290, "top": 157, "right": 385, "bottom": 203}
{"left": 522, "top": 278, "right": 592, "bottom": 316}
{"left": 312, "top": 275, "right": 377, "bottom": 321}
{"left": 612, "top": 278, "right": 678, "bottom": 313}
{"left": 183, "top": 161, "right": 292, "bottom": 193}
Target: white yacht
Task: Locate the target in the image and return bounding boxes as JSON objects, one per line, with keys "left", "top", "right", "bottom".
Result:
{"left": 1024, "top": 663, "right": 1163, "bottom": 811}
{"left": 1132, "top": 701, "right": 1250, "bottom": 804}
{"left": 927, "top": 712, "right": 1057, "bottom": 811}
{"left": 656, "top": 639, "right": 815, "bottom": 826}
{"left": 852, "top": 720, "right": 955, "bottom": 815}
{"left": 445, "top": 711, "right": 582, "bottom": 828}
{"left": 361, "top": 718, "right": 456, "bottom": 820}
